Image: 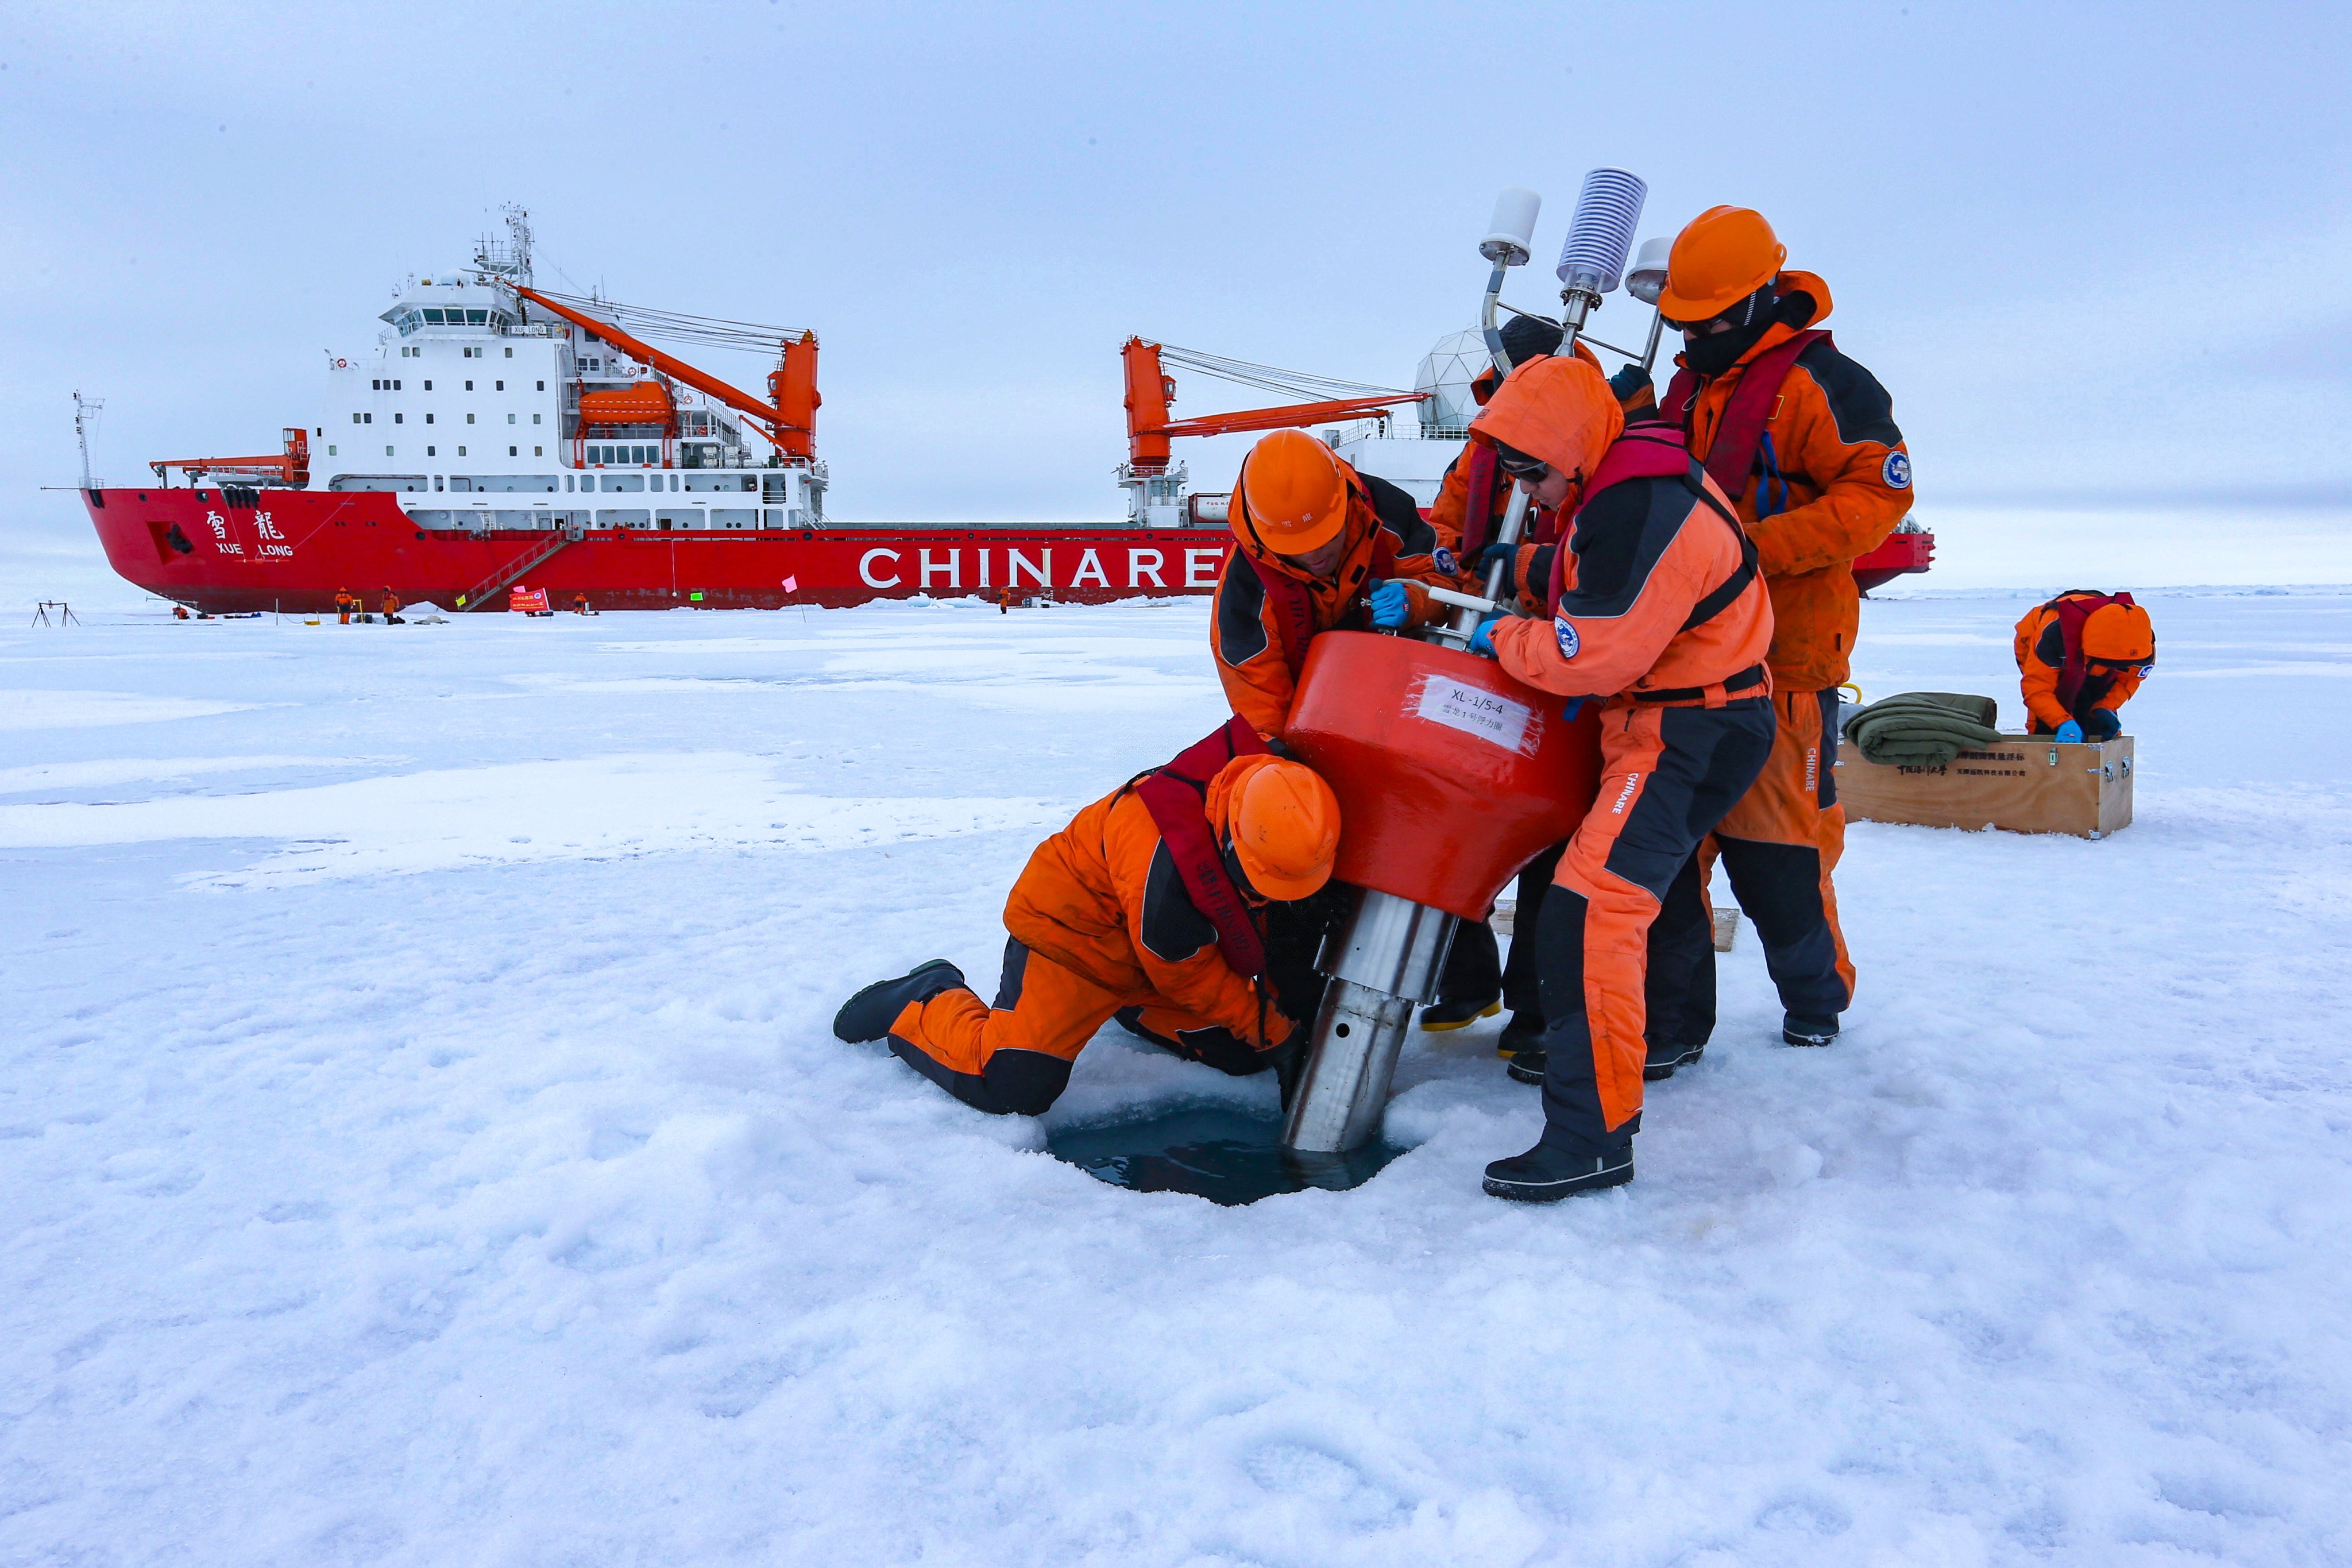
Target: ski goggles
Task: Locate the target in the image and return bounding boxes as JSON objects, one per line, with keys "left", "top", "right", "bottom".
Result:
{"left": 1494, "top": 443, "right": 1550, "bottom": 481}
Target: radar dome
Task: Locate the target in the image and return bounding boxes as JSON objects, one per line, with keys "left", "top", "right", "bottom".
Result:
{"left": 1413, "top": 329, "right": 1491, "bottom": 438}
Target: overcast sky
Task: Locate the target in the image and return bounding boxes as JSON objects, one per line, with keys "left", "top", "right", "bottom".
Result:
{"left": 5, "top": 0, "right": 2348, "bottom": 561}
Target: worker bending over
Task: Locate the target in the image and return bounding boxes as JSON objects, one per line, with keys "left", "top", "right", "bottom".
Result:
{"left": 1470, "top": 354, "right": 1775, "bottom": 1200}
{"left": 1211, "top": 428, "right": 1462, "bottom": 734}
{"left": 1633, "top": 206, "right": 1913, "bottom": 1054}
{"left": 2014, "top": 590, "right": 2154, "bottom": 740}
{"left": 833, "top": 720, "right": 1341, "bottom": 1117}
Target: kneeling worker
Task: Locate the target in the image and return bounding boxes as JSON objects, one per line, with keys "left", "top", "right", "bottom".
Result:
{"left": 1469, "top": 354, "right": 1776, "bottom": 1199}
{"left": 2014, "top": 590, "right": 2154, "bottom": 740}
{"left": 833, "top": 720, "right": 1341, "bottom": 1116}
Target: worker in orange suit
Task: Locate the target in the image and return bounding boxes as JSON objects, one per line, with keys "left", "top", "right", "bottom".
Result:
{"left": 1207, "top": 428, "right": 1475, "bottom": 1025}
{"left": 1424, "top": 317, "right": 1689, "bottom": 1048}
{"left": 1621, "top": 206, "right": 1914, "bottom": 1055}
{"left": 379, "top": 588, "right": 405, "bottom": 625}
{"left": 335, "top": 588, "right": 353, "bottom": 625}
{"left": 2014, "top": 590, "right": 2154, "bottom": 739}
{"left": 832, "top": 720, "right": 1341, "bottom": 1117}
{"left": 1466, "top": 354, "right": 1775, "bottom": 1200}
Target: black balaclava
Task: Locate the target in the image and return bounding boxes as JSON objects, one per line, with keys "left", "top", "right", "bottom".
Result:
{"left": 1680, "top": 284, "right": 1775, "bottom": 376}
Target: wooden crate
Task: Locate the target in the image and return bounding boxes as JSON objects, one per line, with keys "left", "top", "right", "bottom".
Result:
{"left": 1835, "top": 735, "right": 2134, "bottom": 839}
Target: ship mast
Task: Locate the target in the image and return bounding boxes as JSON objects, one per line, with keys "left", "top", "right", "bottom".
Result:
{"left": 73, "top": 390, "right": 103, "bottom": 489}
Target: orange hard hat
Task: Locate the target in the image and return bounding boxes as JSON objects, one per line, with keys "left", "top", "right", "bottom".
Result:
{"left": 1225, "top": 756, "right": 1341, "bottom": 901}
{"left": 1656, "top": 206, "right": 1787, "bottom": 323}
{"left": 2081, "top": 602, "right": 2155, "bottom": 665}
{"left": 1237, "top": 430, "right": 1349, "bottom": 554}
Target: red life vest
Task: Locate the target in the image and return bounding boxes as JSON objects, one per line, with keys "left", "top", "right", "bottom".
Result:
{"left": 1544, "top": 425, "right": 1744, "bottom": 615}
{"left": 1130, "top": 716, "right": 1273, "bottom": 979}
{"left": 2050, "top": 590, "right": 2139, "bottom": 712}
{"left": 1245, "top": 476, "right": 1397, "bottom": 682}
{"left": 1458, "top": 442, "right": 1502, "bottom": 562}
{"left": 1660, "top": 329, "right": 1832, "bottom": 501}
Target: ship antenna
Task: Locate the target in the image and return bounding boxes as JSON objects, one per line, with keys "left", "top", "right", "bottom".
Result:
{"left": 72, "top": 390, "right": 103, "bottom": 490}
{"left": 472, "top": 203, "right": 535, "bottom": 287}
{"left": 503, "top": 203, "right": 534, "bottom": 287}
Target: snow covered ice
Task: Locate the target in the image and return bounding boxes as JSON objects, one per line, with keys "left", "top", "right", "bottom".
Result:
{"left": 5, "top": 588, "right": 2351, "bottom": 1565}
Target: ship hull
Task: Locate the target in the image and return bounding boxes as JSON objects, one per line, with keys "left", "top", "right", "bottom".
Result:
{"left": 82, "top": 487, "right": 1235, "bottom": 613}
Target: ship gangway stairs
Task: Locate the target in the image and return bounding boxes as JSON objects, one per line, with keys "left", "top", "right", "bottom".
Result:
{"left": 455, "top": 526, "right": 580, "bottom": 612}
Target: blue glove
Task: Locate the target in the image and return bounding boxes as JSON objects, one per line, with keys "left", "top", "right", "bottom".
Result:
{"left": 2054, "top": 719, "right": 2084, "bottom": 743}
{"left": 1368, "top": 581, "right": 1412, "bottom": 629}
{"left": 1473, "top": 542, "right": 1517, "bottom": 597}
{"left": 1468, "top": 613, "right": 1502, "bottom": 658}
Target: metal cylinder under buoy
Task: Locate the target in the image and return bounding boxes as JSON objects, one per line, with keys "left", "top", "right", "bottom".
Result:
{"left": 1280, "top": 889, "right": 1455, "bottom": 1155}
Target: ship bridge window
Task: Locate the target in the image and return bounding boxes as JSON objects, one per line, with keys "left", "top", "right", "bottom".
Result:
{"left": 599, "top": 474, "right": 645, "bottom": 493}
{"left": 328, "top": 474, "right": 428, "bottom": 492}
{"left": 586, "top": 443, "right": 661, "bottom": 466}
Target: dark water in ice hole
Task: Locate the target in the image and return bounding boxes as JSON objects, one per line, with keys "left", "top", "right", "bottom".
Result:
{"left": 1047, "top": 1103, "right": 1409, "bottom": 1206}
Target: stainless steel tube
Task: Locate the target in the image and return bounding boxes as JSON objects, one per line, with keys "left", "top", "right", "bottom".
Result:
{"left": 1281, "top": 890, "right": 1457, "bottom": 1154}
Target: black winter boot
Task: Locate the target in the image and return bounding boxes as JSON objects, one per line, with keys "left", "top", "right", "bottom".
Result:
{"left": 1782, "top": 1013, "right": 1840, "bottom": 1048}
{"left": 1496, "top": 1011, "right": 1546, "bottom": 1059}
{"left": 1644, "top": 1039, "right": 1705, "bottom": 1080}
{"left": 1482, "top": 1140, "right": 1634, "bottom": 1201}
{"left": 1505, "top": 1049, "right": 1547, "bottom": 1086}
{"left": 833, "top": 960, "right": 968, "bottom": 1042}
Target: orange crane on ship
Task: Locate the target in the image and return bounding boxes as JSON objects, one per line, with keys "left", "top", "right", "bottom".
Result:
{"left": 1120, "top": 337, "right": 1428, "bottom": 473}
{"left": 499, "top": 283, "right": 819, "bottom": 465}
{"left": 150, "top": 428, "right": 310, "bottom": 487}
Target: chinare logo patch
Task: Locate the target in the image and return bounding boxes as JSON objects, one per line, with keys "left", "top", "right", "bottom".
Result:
{"left": 1555, "top": 619, "right": 1580, "bottom": 659}
{"left": 1882, "top": 451, "right": 1913, "bottom": 490}
{"left": 1432, "top": 546, "right": 1457, "bottom": 576}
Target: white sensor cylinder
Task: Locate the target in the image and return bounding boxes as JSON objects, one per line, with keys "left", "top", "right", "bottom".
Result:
{"left": 1480, "top": 187, "right": 1542, "bottom": 265}
{"left": 1625, "top": 237, "right": 1673, "bottom": 306}
{"left": 1555, "top": 168, "right": 1648, "bottom": 295}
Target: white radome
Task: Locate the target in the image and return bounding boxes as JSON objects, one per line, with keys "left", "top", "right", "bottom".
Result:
{"left": 1413, "top": 329, "right": 1491, "bottom": 438}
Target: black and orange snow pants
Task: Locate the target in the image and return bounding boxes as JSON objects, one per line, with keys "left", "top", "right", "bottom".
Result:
{"left": 889, "top": 939, "right": 1278, "bottom": 1115}
{"left": 1708, "top": 688, "right": 1855, "bottom": 1022}
{"left": 1530, "top": 697, "right": 1774, "bottom": 1157}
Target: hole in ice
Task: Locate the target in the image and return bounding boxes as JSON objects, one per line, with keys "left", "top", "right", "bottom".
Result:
{"left": 1046, "top": 1103, "right": 1407, "bottom": 1206}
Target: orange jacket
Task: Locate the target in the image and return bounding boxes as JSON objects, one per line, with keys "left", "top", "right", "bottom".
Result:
{"left": 1472, "top": 359, "right": 1774, "bottom": 706}
{"left": 1667, "top": 271, "right": 1910, "bottom": 692}
{"left": 1211, "top": 458, "right": 1458, "bottom": 735}
{"left": 1427, "top": 341, "right": 1611, "bottom": 555}
{"left": 2014, "top": 594, "right": 2153, "bottom": 731}
{"left": 1000, "top": 760, "right": 1291, "bottom": 1051}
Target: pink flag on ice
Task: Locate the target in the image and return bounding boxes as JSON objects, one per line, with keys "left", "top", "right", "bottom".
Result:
{"left": 782, "top": 576, "right": 798, "bottom": 592}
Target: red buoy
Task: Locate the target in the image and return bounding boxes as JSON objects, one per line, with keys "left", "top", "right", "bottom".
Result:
{"left": 1283, "top": 631, "right": 1602, "bottom": 921}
